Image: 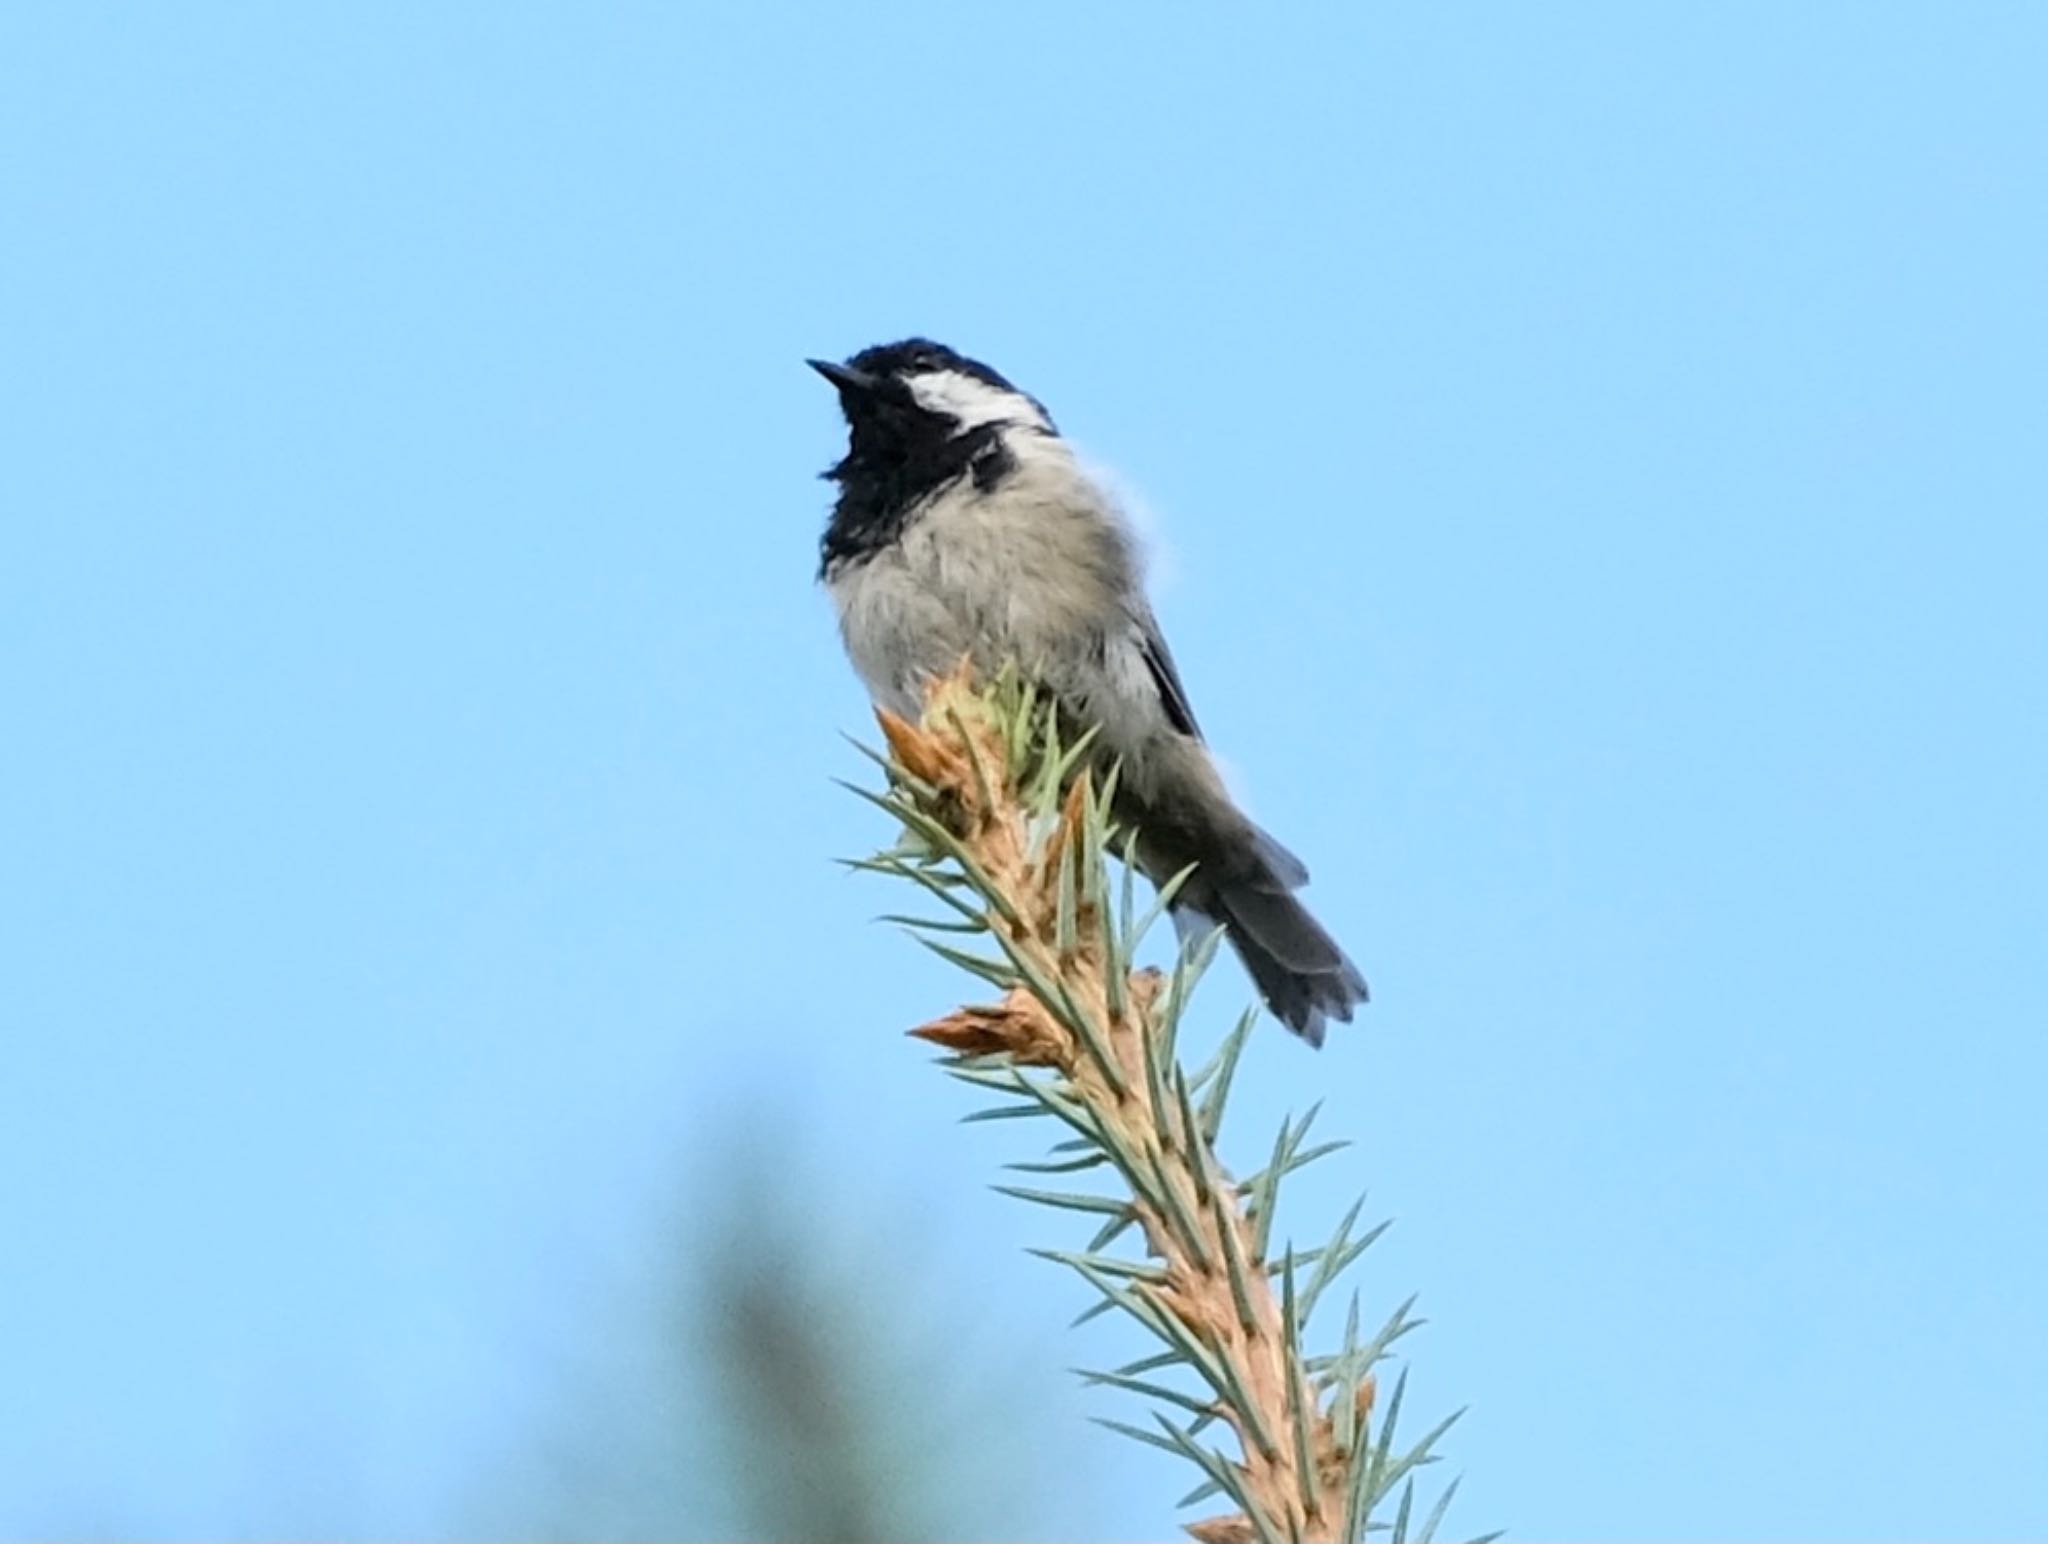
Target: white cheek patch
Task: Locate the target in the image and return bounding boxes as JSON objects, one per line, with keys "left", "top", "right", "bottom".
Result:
{"left": 908, "top": 370, "right": 1052, "bottom": 433}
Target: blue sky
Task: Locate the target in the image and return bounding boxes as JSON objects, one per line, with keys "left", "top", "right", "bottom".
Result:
{"left": 3, "top": 3, "right": 2044, "bottom": 1538}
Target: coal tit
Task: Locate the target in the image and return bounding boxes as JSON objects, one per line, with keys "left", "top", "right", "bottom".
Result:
{"left": 811, "top": 339, "right": 1367, "bottom": 1045}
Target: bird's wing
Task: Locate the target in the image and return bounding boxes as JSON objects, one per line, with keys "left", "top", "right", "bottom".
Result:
{"left": 1132, "top": 607, "right": 1203, "bottom": 741}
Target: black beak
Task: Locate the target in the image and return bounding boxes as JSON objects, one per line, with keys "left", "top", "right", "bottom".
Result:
{"left": 807, "top": 357, "right": 883, "bottom": 396}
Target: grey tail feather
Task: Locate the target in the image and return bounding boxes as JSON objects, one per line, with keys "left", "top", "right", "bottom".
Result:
{"left": 1250, "top": 824, "right": 1310, "bottom": 889}
{"left": 1178, "top": 881, "right": 1368, "bottom": 1049}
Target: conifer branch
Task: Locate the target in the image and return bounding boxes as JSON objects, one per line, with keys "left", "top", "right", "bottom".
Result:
{"left": 846, "top": 665, "right": 1485, "bottom": 1544}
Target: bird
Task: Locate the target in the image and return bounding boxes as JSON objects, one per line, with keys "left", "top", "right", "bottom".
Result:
{"left": 811, "top": 338, "right": 1367, "bottom": 1046}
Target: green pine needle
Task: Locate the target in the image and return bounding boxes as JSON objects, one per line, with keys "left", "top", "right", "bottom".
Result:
{"left": 1148, "top": 1414, "right": 1284, "bottom": 1544}
{"left": 914, "top": 934, "right": 1020, "bottom": 990}
{"left": 1004, "top": 1150, "right": 1112, "bottom": 1175}
{"left": 1193, "top": 1006, "right": 1257, "bottom": 1141}
{"left": 1077, "top": 1365, "right": 1217, "bottom": 1418}
{"left": 875, "top": 911, "right": 989, "bottom": 934}
{"left": 991, "top": 1183, "right": 1130, "bottom": 1217}
{"left": 1176, "top": 1476, "right": 1227, "bottom": 1509}
{"left": 1280, "top": 1252, "right": 1322, "bottom": 1524}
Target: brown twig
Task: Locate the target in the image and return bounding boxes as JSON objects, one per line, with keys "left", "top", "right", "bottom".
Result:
{"left": 885, "top": 667, "right": 1373, "bottom": 1544}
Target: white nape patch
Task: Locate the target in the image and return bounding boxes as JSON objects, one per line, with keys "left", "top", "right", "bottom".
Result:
{"left": 907, "top": 368, "right": 1052, "bottom": 434}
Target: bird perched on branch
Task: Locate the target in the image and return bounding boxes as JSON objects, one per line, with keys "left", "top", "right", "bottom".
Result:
{"left": 810, "top": 339, "right": 1367, "bottom": 1046}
